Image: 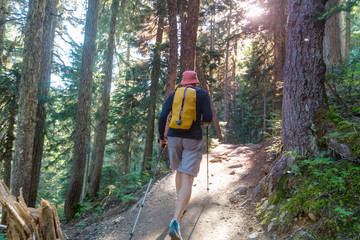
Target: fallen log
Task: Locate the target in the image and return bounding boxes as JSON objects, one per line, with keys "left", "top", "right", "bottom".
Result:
{"left": 0, "top": 181, "right": 64, "bottom": 240}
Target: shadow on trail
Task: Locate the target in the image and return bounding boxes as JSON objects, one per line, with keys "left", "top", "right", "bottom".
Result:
{"left": 156, "top": 228, "right": 168, "bottom": 240}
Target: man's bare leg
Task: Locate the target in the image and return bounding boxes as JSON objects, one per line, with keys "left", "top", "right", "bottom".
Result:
{"left": 173, "top": 171, "right": 194, "bottom": 221}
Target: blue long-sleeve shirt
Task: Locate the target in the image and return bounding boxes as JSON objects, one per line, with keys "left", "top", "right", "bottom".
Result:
{"left": 158, "top": 86, "right": 213, "bottom": 140}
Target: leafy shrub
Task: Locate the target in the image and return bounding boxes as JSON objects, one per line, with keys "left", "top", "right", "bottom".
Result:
{"left": 277, "top": 156, "right": 360, "bottom": 238}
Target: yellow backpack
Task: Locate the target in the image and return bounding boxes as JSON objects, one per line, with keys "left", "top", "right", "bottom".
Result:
{"left": 169, "top": 87, "right": 197, "bottom": 130}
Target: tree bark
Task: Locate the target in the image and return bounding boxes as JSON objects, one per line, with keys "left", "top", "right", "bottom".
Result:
{"left": 0, "top": 0, "right": 9, "bottom": 68}
{"left": 209, "top": 12, "right": 215, "bottom": 97}
{"left": 142, "top": 0, "right": 165, "bottom": 173}
{"left": 282, "top": 0, "right": 328, "bottom": 156}
{"left": 124, "top": 131, "right": 131, "bottom": 174}
{"left": 231, "top": 39, "right": 237, "bottom": 123}
{"left": 1, "top": 98, "right": 16, "bottom": 225}
{"left": 179, "top": 0, "right": 187, "bottom": 74}
{"left": 263, "top": 76, "right": 267, "bottom": 140}
{"left": 273, "top": 0, "right": 287, "bottom": 111}
{"left": 196, "top": 58, "right": 223, "bottom": 142}
{"left": 323, "top": 0, "right": 345, "bottom": 66}
{"left": 345, "top": 10, "right": 351, "bottom": 61}
{"left": 90, "top": 0, "right": 119, "bottom": 199}
{"left": 223, "top": 10, "right": 231, "bottom": 122}
{"left": 182, "top": 0, "right": 200, "bottom": 71}
{"left": 11, "top": 0, "right": 46, "bottom": 205}
{"left": 64, "top": 0, "right": 100, "bottom": 221}
{"left": 165, "top": 0, "right": 178, "bottom": 100}
{"left": 28, "top": 0, "right": 59, "bottom": 208}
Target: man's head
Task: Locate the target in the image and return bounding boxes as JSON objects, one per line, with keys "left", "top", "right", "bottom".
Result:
{"left": 180, "top": 71, "right": 200, "bottom": 86}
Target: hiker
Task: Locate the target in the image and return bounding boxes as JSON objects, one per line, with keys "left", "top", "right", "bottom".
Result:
{"left": 158, "top": 70, "right": 212, "bottom": 240}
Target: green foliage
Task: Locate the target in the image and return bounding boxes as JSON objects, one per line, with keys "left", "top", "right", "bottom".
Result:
{"left": 324, "top": 112, "right": 360, "bottom": 157}
{"left": 0, "top": 232, "right": 6, "bottom": 240}
{"left": 263, "top": 156, "right": 360, "bottom": 238}
{"left": 72, "top": 201, "right": 102, "bottom": 220}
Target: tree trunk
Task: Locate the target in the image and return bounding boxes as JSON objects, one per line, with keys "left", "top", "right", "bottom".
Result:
{"left": 263, "top": 77, "right": 267, "bottom": 140}
{"left": 165, "top": 0, "right": 178, "bottom": 100}
{"left": 64, "top": 0, "right": 100, "bottom": 221}
{"left": 179, "top": 0, "right": 187, "bottom": 74}
{"left": 0, "top": 0, "right": 9, "bottom": 68}
{"left": 90, "top": 0, "right": 119, "bottom": 199}
{"left": 11, "top": 0, "right": 46, "bottom": 205}
{"left": 124, "top": 131, "right": 131, "bottom": 174}
{"left": 196, "top": 58, "right": 223, "bottom": 142}
{"left": 142, "top": 0, "right": 165, "bottom": 173}
{"left": 241, "top": 106, "right": 245, "bottom": 143}
{"left": 183, "top": 0, "right": 200, "bottom": 71}
{"left": 282, "top": 0, "right": 328, "bottom": 156}
{"left": 1, "top": 99, "right": 16, "bottom": 225}
{"left": 231, "top": 39, "right": 237, "bottom": 123}
{"left": 345, "top": 10, "right": 351, "bottom": 61}
{"left": 273, "top": 0, "right": 287, "bottom": 111}
{"left": 28, "top": 0, "right": 59, "bottom": 208}
{"left": 223, "top": 10, "right": 231, "bottom": 122}
{"left": 323, "top": 0, "right": 345, "bottom": 66}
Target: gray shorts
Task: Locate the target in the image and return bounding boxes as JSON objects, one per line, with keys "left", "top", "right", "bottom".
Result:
{"left": 167, "top": 136, "right": 203, "bottom": 177}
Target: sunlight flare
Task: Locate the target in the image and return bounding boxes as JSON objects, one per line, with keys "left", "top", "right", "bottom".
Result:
{"left": 246, "top": 5, "right": 264, "bottom": 18}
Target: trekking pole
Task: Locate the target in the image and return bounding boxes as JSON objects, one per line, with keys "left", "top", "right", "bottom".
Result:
{"left": 129, "top": 145, "right": 166, "bottom": 240}
{"left": 206, "top": 126, "right": 209, "bottom": 193}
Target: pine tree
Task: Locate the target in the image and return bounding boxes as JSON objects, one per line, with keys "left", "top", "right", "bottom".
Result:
{"left": 11, "top": 0, "right": 47, "bottom": 205}
{"left": 29, "top": 0, "right": 59, "bottom": 208}
{"left": 0, "top": 0, "right": 9, "bottom": 68}
{"left": 90, "top": 0, "right": 119, "bottom": 198}
{"left": 142, "top": 0, "right": 165, "bottom": 173}
{"left": 164, "top": 0, "right": 178, "bottom": 99}
{"left": 64, "top": 0, "right": 100, "bottom": 221}
{"left": 282, "top": 0, "right": 328, "bottom": 156}
{"left": 182, "top": 0, "right": 200, "bottom": 71}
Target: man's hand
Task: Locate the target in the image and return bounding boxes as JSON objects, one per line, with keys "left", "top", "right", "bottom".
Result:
{"left": 159, "top": 139, "right": 167, "bottom": 148}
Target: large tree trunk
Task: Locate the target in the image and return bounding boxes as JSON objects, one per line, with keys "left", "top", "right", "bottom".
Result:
{"left": 0, "top": 0, "right": 9, "bottom": 68}
{"left": 196, "top": 58, "right": 223, "bottom": 142}
{"left": 282, "top": 0, "right": 328, "bottom": 156}
{"left": 182, "top": 0, "right": 200, "bottom": 71}
{"left": 165, "top": 0, "right": 178, "bottom": 100}
{"left": 64, "top": 0, "right": 100, "bottom": 221}
{"left": 142, "top": 0, "right": 165, "bottom": 173}
{"left": 273, "top": 0, "right": 287, "bottom": 111}
{"left": 90, "top": 0, "right": 119, "bottom": 199}
{"left": 323, "top": 0, "right": 345, "bottom": 66}
{"left": 29, "top": 0, "right": 59, "bottom": 208}
{"left": 11, "top": 0, "right": 46, "bottom": 205}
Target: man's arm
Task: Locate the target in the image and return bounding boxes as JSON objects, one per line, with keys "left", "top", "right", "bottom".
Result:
{"left": 202, "top": 92, "right": 213, "bottom": 124}
{"left": 158, "top": 94, "right": 173, "bottom": 140}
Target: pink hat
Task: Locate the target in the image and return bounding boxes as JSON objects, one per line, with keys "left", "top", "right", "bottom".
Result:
{"left": 180, "top": 71, "right": 200, "bottom": 85}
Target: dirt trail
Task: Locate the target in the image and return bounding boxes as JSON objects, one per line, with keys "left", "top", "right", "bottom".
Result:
{"left": 65, "top": 143, "right": 271, "bottom": 240}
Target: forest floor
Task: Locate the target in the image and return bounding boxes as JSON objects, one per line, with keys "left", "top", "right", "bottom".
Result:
{"left": 63, "top": 142, "right": 273, "bottom": 240}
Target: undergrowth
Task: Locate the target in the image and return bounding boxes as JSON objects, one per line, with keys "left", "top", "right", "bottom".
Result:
{"left": 261, "top": 154, "right": 360, "bottom": 239}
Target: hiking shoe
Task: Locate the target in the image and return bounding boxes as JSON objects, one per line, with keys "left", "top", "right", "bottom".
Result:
{"left": 168, "top": 220, "right": 182, "bottom": 240}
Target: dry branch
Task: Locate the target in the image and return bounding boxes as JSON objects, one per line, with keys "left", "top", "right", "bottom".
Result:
{"left": 0, "top": 181, "right": 64, "bottom": 240}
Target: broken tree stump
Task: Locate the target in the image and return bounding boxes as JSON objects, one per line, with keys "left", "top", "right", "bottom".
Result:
{"left": 0, "top": 181, "right": 64, "bottom": 240}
